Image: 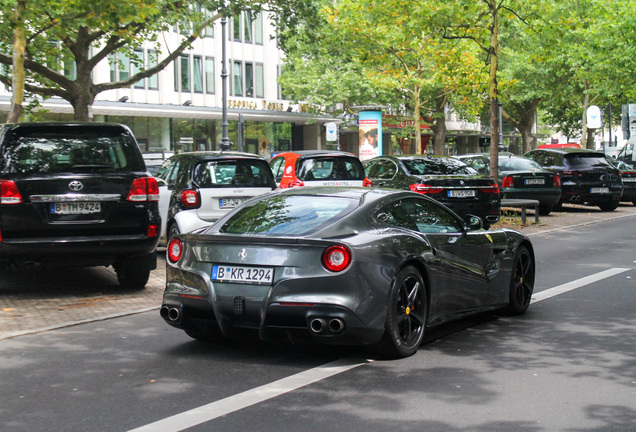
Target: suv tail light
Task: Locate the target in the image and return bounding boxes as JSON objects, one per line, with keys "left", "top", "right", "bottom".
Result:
{"left": 501, "top": 176, "right": 514, "bottom": 188}
{"left": 167, "top": 238, "right": 183, "bottom": 263}
{"left": 562, "top": 170, "right": 582, "bottom": 177}
{"left": 128, "top": 177, "right": 160, "bottom": 202}
{"left": 553, "top": 175, "right": 561, "bottom": 187}
{"left": 180, "top": 189, "right": 201, "bottom": 208}
{"left": 363, "top": 177, "right": 374, "bottom": 187}
{"left": 0, "top": 180, "right": 23, "bottom": 204}
{"left": 322, "top": 245, "right": 352, "bottom": 272}
{"left": 409, "top": 184, "right": 443, "bottom": 194}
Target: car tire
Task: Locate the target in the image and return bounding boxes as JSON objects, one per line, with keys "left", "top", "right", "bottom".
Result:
{"left": 115, "top": 253, "right": 153, "bottom": 289}
{"left": 539, "top": 204, "right": 552, "bottom": 216}
{"left": 168, "top": 222, "right": 180, "bottom": 239}
{"left": 376, "top": 265, "right": 427, "bottom": 358}
{"left": 504, "top": 246, "right": 534, "bottom": 315}
{"left": 598, "top": 201, "right": 619, "bottom": 211}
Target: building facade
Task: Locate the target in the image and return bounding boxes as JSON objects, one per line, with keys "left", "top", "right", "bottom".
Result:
{"left": 0, "top": 12, "right": 336, "bottom": 159}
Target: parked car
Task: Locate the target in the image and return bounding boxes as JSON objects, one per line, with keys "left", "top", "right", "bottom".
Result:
{"left": 524, "top": 148, "right": 623, "bottom": 211}
{"left": 269, "top": 150, "right": 372, "bottom": 188}
{"left": 161, "top": 187, "right": 534, "bottom": 358}
{"left": 609, "top": 159, "right": 636, "bottom": 205}
{"left": 363, "top": 155, "right": 501, "bottom": 229}
{"left": 456, "top": 153, "right": 561, "bottom": 215}
{"left": 143, "top": 151, "right": 174, "bottom": 175}
{"left": 154, "top": 151, "right": 276, "bottom": 242}
{"left": 0, "top": 122, "right": 160, "bottom": 288}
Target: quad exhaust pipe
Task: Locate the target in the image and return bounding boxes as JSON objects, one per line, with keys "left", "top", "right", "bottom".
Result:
{"left": 309, "top": 317, "right": 345, "bottom": 335}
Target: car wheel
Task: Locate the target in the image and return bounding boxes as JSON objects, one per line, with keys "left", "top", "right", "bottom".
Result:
{"left": 168, "top": 222, "right": 180, "bottom": 239}
{"left": 115, "top": 253, "right": 153, "bottom": 288}
{"left": 377, "top": 265, "right": 427, "bottom": 358}
{"left": 539, "top": 204, "right": 552, "bottom": 216}
{"left": 505, "top": 246, "right": 535, "bottom": 315}
{"left": 598, "top": 201, "right": 619, "bottom": 211}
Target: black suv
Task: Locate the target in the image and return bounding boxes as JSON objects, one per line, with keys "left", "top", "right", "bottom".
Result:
{"left": 524, "top": 148, "right": 623, "bottom": 211}
{"left": 0, "top": 123, "right": 160, "bottom": 287}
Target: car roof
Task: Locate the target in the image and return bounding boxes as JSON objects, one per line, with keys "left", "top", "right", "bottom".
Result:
{"left": 168, "top": 151, "right": 267, "bottom": 161}
{"left": 276, "top": 150, "right": 357, "bottom": 157}
{"left": 530, "top": 147, "right": 605, "bottom": 156}
{"left": 273, "top": 185, "right": 410, "bottom": 202}
{"left": 1, "top": 122, "right": 131, "bottom": 132}
{"left": 377, "top": 154, "right": 458, "bottom": 160}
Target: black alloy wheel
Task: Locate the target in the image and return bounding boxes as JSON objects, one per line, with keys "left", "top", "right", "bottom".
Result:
{"left": 168, "top": 222, "right": 180, "bottom": 239}
{"left": 505, "top": 246, "right": 535, "bottom": 315}
{"left": 598, "top": 201, "right": 619, "bottom": 211}
{"left": 377, "top": 265, "right": 427, "bottom": 358}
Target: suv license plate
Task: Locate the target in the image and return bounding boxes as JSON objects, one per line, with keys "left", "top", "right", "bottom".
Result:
{"left": 590, "top": 187, "right": 610, "bottom": 193}
{"left": 211, "top": 265, "right": 273, "bottom": 284}
{"left": 219, "top": 198, "right": 246, "bottom": 208}
{"left": 51, "top": 202, "right": 101, "bottom": 214}
{"left": 448, "top": 190, "right": 476, "bottom": 198}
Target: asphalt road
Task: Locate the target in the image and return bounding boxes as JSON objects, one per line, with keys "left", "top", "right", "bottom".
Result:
{"left": 1, "top": 208, "right": 636, "bottom": 432}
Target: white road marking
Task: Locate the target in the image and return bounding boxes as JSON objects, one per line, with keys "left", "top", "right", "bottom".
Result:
{"left": 128, "top": 357, "right": 370, "bottom": 432}
{"left": 531, "top": 267, "right": 630, "bottom": 303}
{"left": 129, "top": 267, "right": 631, "bottom": 432}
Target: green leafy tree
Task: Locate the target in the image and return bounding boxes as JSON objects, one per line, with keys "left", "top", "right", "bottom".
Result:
{"left": 0, "top": 0, "right": 319, "bottom": 121}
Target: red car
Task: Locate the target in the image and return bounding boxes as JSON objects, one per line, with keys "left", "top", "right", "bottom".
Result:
{"left": 269, "top": 150, "right": 373, "bottom": 188}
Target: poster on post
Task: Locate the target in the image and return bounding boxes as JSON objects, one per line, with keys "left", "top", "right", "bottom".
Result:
{"left": 358, "top": 111, "right": 382, "bottom": 161}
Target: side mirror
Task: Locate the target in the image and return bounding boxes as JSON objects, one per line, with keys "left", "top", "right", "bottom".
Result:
{"left": 464, "top": 215, "right": 483, "bottom": 231}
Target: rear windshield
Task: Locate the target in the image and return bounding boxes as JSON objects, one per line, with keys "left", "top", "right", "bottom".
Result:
{"left": 219, "top": 195, "right": 357, "bottom": 236}
{"left": 499, "top": 156, "right": 544, "bottom": 171}
{"left": 192, "top": 159, "right": 274, "bottom": 188}
{"left": 403, "top": 158, "right": 478, "bottom": 175}
{"left": 297, "top": 156, "right": 365, "bottom": 181}
{"left": 0, "top": 126, "right": 144, "bottom": 174}
{"left": 564, "top": 154, "right": 613, "bottom": 169}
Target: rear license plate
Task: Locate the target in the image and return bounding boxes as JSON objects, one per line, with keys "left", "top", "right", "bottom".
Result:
{"left": 212, "top": 265, "right": 274, "bottom": 284}
{"left": 50, "top": 202, "right": 101, "bottom": 214}
{"left": 219, "top": 198, "right": 246, "bottom": 208}
{"left": 591, "top": 187, "right": 610, "bottom": 193}
{"left": 448, "top": 189, "right": 476, "bottom": 198}
{"left": 622, "top": 177, "right": 636, "bottom": 182}
{"left": 524, "top": 178, "right": 545, "bottom": 185}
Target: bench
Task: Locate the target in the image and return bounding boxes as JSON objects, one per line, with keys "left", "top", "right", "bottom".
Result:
{"left": 500, "top": 199, "right": 540, "bottom": 225}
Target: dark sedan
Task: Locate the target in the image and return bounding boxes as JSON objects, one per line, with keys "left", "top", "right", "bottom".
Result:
{"left": 161, "top": 187, "right": 534, "bottom": 358}
{"left": 525, "top": 148, "right": 623, "bottom": 211}
{"left": 456, "top": 153, "right": 561, "bottom": 215}
{"left": 363, "top": 155, "right": 501, "bottom": 229}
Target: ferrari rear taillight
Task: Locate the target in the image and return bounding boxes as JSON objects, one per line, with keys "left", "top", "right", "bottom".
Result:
{"left": 322, "top": 245, "right": 352, "bottom": 272}
{"left": 0, "top": 180, "right": 23, "bottom": 204}
{"left": 363, "top": 177, "right": 374, "bottom": 187}
{"left": 180, "top": 189, "right": 200, "bottom": 208}
{"left": 167, "top": 238, "right": 183, "bottom": 263}
{"left": 128, "top": 177, "right": 160, "bottom": 202}
{"left": 501, "top": 176, "right": 514, "bottom": 188}
{"left": 409, "top": 184, "right": 443, "bottom": 194}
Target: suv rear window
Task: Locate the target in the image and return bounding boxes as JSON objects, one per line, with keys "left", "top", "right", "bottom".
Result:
{"left": 297, "top": 156, "right": 365, "bottom": 181}
{"left": 0, "top": 126, "right": 144, "bottom": 174}
{"left": 564, "top": 153, "right": 613, "bottom": 169}
{"left": 193, "top": 159, "right": 274, "bottom": 187}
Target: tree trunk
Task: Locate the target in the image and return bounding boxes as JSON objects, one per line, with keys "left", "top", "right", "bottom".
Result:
{"left": 581, "top": 81, "right": 590, "bottom": 149}
{"left": 7, "top": 0, "right": 26, "bottom": 123}
{"left": 412, "top": 88, "right": 422, "bottom": 154}
{"left": 433, "top": 93, "right": 446, "bottom": 156}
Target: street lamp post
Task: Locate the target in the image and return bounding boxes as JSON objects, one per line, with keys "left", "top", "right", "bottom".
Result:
{"left": 219, "top": 15, "right": 231, "bottom": 151}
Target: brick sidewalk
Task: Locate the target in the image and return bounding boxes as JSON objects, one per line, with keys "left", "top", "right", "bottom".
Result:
{"left": 2, "top": 203, "right": 636, "bottom": 340}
